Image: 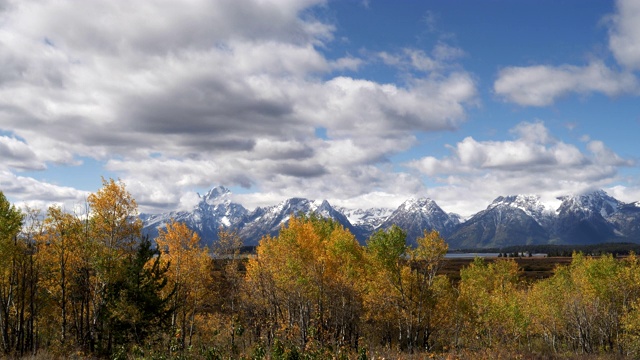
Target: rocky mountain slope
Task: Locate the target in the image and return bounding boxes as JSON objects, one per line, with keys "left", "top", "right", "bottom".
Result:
{"left": 235, "top": 198, "right": 362, "bottom": 245}
{"left": 141, "top": 187, "right": 640, "bottom": 249}
{"left": 447, "top": 195, "right": 551, "bottom": 249}
{"left": 140, "top": 186, "right": 248, "bottom": 247}
{"left": 377, "top": 198, "right": 460, "bottom": 246}
{"left": 553, "top": 190, "right": 621, "bottom": 245}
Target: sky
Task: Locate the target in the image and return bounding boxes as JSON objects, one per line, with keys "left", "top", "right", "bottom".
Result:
{"left": 1, "top": 0, "right": 640, "bottom": 217}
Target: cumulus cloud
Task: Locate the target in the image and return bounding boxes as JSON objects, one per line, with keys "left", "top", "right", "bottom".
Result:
{"left": 608, "top": 0, "right": 640, "bottom": 70}
{"left": 407, "top": 121, "right": 635, "bottom": 215}
{"left": 1, "top": 0, "right": 636, "bottom": 220}
{"left": 0, "top": 169, "right": 88, "bottom": 210}
{"left": 494, "top": 61, "right": 638, "bottom": 106}
{"left": 0, "top": 0, "right": 478, "bottom": 212}
{"left": 0, "top": 136, "right": 45, "bottom": 171}
{"left": 608, "top": 184, "right": 640, "bottom": 204}
{"left": 495, "top": 0, "right": 640, "bottom": 106}
{"left": 330, "top": 56, "right": 363, "bottom": 71}
{"left": 309, "top": 74, "right": 476, "bottom": 138}
{"left": 378, "top": 44, "right": 466, "bottom": 73}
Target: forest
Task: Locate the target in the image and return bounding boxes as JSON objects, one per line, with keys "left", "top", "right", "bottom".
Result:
{"left": 4, "top": 179, "right": 640, "bottom": 359}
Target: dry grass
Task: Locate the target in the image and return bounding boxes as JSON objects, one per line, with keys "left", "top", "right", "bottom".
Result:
{"left": 437, "top": 256, "right": 573, "bottom": 283}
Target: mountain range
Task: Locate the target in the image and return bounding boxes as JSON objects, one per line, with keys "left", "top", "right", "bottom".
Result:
{"left": 141, "top": 187, "right": 640, "bottom": 249}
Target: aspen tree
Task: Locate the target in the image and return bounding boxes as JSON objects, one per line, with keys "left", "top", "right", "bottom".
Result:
{"left": 244, "top": 215, "right": 366, "bottom": 352}
{"left": 38, "top": 206, "right": 83, "bottom": 347}
{"left": 457, "top": 258, "right": 522, "bottom": 349}
{"left": 364, "top": 228, "right": 451, "bottom": 352}
{"left": 0, "top": 191, "right": 24, "bottom": 354}
{"left": 86, "top": 178, "right": 141, "bottom": 353}
{"left": 213, "top": 229, "right": 244, "bottom": 351}
{"left": 155, "top": 220, "right": 211, "bottom": 349}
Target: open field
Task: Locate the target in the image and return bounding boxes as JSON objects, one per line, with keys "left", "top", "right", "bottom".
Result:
{"left": 439, "top": 256, "right": 575, "bottom": 282}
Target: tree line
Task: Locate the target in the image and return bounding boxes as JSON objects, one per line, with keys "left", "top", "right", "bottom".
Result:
{"left": 4, "top": 179, "right": 640, "bottom": 358}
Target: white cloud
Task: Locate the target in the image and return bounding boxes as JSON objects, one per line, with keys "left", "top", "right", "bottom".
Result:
{"left": 0, "top": 136, "right": 45, "bottom": 171}
{"left": 406, "top": 49, "right": 440, "bottom": 72}
{"left": 494, "top": 61, "right": 638, "bottom": 106}
{"left": 0, "top": 0, "right": 471, "bottom": 213}
{"left": 330, "top": 56, "right": 363, "bottom": 71}
{"left": 0, "top": 169, "right": 88, "bottom": 209}
{"left": 433, "top": 43, "right": 466, "bottom": 61}
{"left": 494, "top": 0, "right": 640, "bottom": 107}
{"left": 609, "top": 0, "right": 640, "bottom": 70}
{"left": 607, "top": 184, "right": 640, "bottom": 204}
{"left": 377, "top": 45, "right": 466, "bottom": 73}
{"left": 407, "top": 121, "right": 635, "bottom": 215}
{"left": 1, "top": 0, "right": 635, "bottom": 221}
{"left": 312, "top": 73, "right": 476, "bottom": 139}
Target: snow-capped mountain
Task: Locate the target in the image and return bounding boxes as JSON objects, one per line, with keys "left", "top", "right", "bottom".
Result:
{"left": 235, "top": 198, "right": 361, "bottom": 245}
{"left": 448, "top": 190, "right": 640, "bottom": 249}
{"left": 448, "top": 195, "right": 551, "bottom": 249}
{"left": 556, "top": 190, "right": 620, "bottom": 219}
{"left": 554, "top": 190, "right": 622, "bottom": 245}
{"left": 337, "top": 207, "right": 395, "bottom": 233}
{"left": 377, "top": 198, "right": 460, "bottom": 245}
{"left": 141, "top": 186, "right": 640, "bottom": 249}
{"left": 141, "top": 186, "right": 248, "bottom": 246}
{"left": 608, "top": 202, "right": 640, "bottom": 240}
{"left": 490, "top": 195, "right": 556, "bottom": 229}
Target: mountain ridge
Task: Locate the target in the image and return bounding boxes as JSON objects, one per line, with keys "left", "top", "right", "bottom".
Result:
{"left": 141, "top": 187, "right": 640, "bottom": 249}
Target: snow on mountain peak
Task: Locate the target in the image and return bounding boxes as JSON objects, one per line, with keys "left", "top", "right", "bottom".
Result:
{"left": 491, "top": 194, "right": 546, "bottom": 212}
{"left": 142, "top": 186, "right": 640, "bottom": 248}
{"left": 487, "top": 194, "right": 556, "bottom": 226}
{"left": 557, "top": 189, "right": 620, "bottom": 217}
{"left": 400, "top": 197, "right": 439, "bottom": 213}
{"left": 262, "top": 197, "right": 335, "bottom": 224}
{"left": 313, "top": 200, "right": 334, "bottom": 216}
{"left": 338, "top": 206, "right": 394, "bottom": 228}
{"left": 200, "top": 186, "right": 231, "bottom": 205}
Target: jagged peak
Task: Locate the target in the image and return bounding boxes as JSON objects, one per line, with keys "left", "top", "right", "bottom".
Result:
{"left": 271, "top": 197, "right": 309, "bottom": 213}
{"left": 313, "top": 199, "right": 333, "bottom": 211}
{"left": 449, "top": 212, "right": 462, "bottom": 222}
{"left": 489, "top": 194, "right": 546, "bottom": 211}
{"left": 338, "top": 206, "right": 395, "bottom": 227}
{"left": 557, "top": 189, "right": 620, "bottom": 217}
{"left": 483, "top": 194, "right": 558, "bottom": 225}
{"left": 267, "top": 197, "right": 339, "bottom": 218}
{"left": 557, "top": 189, "right": 613, "bottom": 202}
{"left": 199, "top": 186, "right": 231, "bottom": 203}
{"left": 492, "top": 194, "right": 540, "bottom": 204}
{"left": 399, "top": 197, "right": 439, "bottom": 211}
{"left": 282, "top": 197, "right": 309, "bottom": 205}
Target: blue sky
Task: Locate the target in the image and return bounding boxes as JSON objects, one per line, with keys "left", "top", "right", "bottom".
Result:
{"left": 1, "top": 0, "right": 639, "bottom": 216}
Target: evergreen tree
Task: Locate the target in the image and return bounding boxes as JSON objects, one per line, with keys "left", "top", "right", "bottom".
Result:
{"left": 109, "top": 236, "right": 175, "bottom": 347}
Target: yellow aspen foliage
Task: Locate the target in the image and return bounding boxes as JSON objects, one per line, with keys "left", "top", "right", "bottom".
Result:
{"left": 87, "top": 178, "right": 142, "bottom": 259}
{"left": 623, "top": 297, "right": 640, "bottom": 357}
{"left": 244, "top": 215, "right": 365, "bottom": 351}
{"left": 458, "top": 258, "right": 522, "bottom": 349}
{"left": 363, "top": 228, "right": 451, "bottom": 352}
{"left": 411, "top": 230, "right": 449, "bottom": 284}
{"left": 37, "top": 206, "right": 84, "bottom": 346}
{"left": 525, "top": 267, "right": 570, "bottom": 353}
{"left": 524, "top": 252, "right": 640, "bottom": 354}
{"left": 155, "top": 219, "right": 212, "bottom": 349}
{"left": 212, "top": 229, "right": 245, "bottom": 350}
{"left": 0, "top": 191, "right": 26, "bottom": 355}
{"left": 83, "top": 177, "right": 142, "bottom": 353}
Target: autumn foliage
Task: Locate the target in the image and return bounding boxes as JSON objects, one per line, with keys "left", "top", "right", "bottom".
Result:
{"left": 6, "top": 181, "right": 640, "bottom": 358}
